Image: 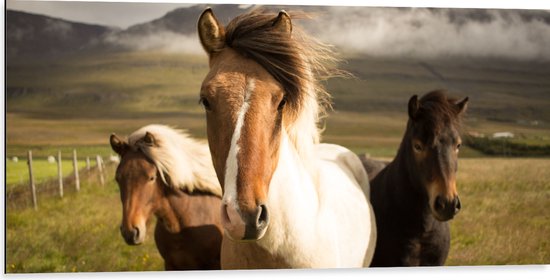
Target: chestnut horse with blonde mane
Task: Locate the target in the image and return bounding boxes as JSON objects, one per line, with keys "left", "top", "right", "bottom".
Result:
{"left": 110, "top": 124, "right": 223, "bottom": 270}
{"left": 197, "top": 8, "right": 376, "bottom": 269}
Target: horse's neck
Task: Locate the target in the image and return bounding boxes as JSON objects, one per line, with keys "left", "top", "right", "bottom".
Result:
{"left": 156, "top": 187, "right": 217, "bottom": 231}
{"left": 255, "top": 134, "right": 373, "bottom": 267}
{"left": 382, "top": 143, "right": 430, "bottom": 218}
{"left": 255, "top": 133, "right": 321, "bottom": 257}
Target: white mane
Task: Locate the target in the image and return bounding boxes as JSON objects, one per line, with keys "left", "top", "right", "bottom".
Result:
{"left": 284, "top": 62, "right": 324, "bottom": 181}
{"left": 127, "top": 124, "right": 222, "bottom": 197}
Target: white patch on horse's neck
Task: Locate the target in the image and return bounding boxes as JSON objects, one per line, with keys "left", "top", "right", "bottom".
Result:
{"left": 253, "top": 135, "right": 374, "bottom": 267}
{"left": 254, "top": 130, "right": 321, "bottom": 264}
{"left": 285, "top": 65, "right": 321, "bottom": 183}
{"left": 223, "top": 78, "right": 255, "bottom": 207}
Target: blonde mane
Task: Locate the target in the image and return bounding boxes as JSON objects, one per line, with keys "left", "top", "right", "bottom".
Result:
{"left": 223, "top": 9, "right": 347, "bottom": 166}
{"left": 127, "top": 124, "right": 222, "bottom": 197}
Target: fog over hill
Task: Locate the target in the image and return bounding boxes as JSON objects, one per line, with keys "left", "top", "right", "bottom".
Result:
{"left": 6, "top": 4, "right": 550, "bottom": 61}
{"left": 6, "top": 10, "right": 117, "bottom": 59}
{"left": 313, "top": 7, "right": 550, "bottom": 60}
{"left": 105, "top": 4, "right": 550, "bottom": 60}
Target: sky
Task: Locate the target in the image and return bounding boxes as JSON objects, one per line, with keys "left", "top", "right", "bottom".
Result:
{"left": 6, "top": 0, "right": 550, "bottom": 29}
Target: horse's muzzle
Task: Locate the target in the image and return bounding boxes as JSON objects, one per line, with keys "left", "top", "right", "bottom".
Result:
{"left": 433, "top": 195, "right": 461, "bottom": 221}
{"left": 120, "top": 225, "right": 144, "bottom": 245}
{"left": 222, "top": 203, "right": 269, "bottom": 241}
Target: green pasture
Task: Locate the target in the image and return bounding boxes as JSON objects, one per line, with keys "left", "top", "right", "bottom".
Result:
{"left": 5, "top": 145, "right": 113, "bottom": 159}
{"left": 448, "top": 158, "right": 550, "bottom": 265}
{"left": 6, "top": 165, "right": 164, "bottom": 272}
{"left": 5, "top": 49, "right": 550, "bottom": 272}
{"left": 5, "top": 158, "right": 549, "bottom": 272}
{"left": 6, "top": 51, "right": 549, "bottom": 156}
{"left": 6, "top": 159, "right": 87, "bottom": 188}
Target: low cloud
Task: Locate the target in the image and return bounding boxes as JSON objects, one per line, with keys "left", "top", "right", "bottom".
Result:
{"left": 313, "top": 7, "right": 550, "bottom": 60}
{"left": 44, "top": 18, "right": 73, "bottom": 38}
{"left": 101, "top": 6, "right": 550, "bottom": 61}
{"left": 103, "top": 31, "right": 203, "bottom": 54}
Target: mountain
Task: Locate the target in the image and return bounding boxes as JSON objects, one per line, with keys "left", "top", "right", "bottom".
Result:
{"left": 122, "top": 4, "right": 251, "bottom": 36}
{"left": 6, "top": 10, "right": 117, "bottom": 60}
{"left": 6, "top": 5, "right": 550, "bottom": 61}
{"left": 100, "top": 4, "right": 255, "bottom": 53}
{"left": 5, "top": 4, "right": 260, "bottom": 58}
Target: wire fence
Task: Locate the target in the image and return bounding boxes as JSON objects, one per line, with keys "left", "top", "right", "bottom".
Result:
{"left": 6, "top": 150, "right": 117, "bottom": 210}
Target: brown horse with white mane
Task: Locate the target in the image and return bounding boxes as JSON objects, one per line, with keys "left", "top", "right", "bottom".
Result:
{"left": 197, "top": 8, "right": 375, "bottom": 269}
{"left": 369, "top": 90, "right": 468, "bottom": 266}
{"left": 110, "top": 124, "right": 223, "bottom": 270}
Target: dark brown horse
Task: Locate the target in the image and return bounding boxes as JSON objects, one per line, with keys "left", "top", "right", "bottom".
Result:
{"left": 110, "top": 124, "right": 223, "bottom": 270}
{"left": 358, "top": 154, "right": 389, "bottom": 180}
{"left": 370, "top": 90, "right": 468, "bottom": 266}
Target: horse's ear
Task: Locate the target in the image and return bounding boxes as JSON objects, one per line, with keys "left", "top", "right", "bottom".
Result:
{"left": 456, "top": 96, "right": 469, "bottom": 115}
{"left": 110, "top": 134, "right": 128, "bottom": 156}
{"left": 197, "top": 8, "right": 225, "bottom": 57}
{"left": 273, "top": 10, "right": 292, "bottom": 34}
{"left": 143, "top": 132, "right": 157, "bottom": 146}
{"left": 408, "top": 95, "right": 420, "bottom": 120}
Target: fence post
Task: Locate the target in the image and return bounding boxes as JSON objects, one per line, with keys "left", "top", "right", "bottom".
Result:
{"left": 27, "top": 150, "right": 37, "bottom": 210}
{"left": 86, "top": 157, "right": 91, "bottom": 171}
{"left": 96, "top": 155, "right": 105, "bottom": 186}
{"left": 73, "top": 149, "right": 80, "bottom": 192}
{"left": 57, "top": 150, "right": 63, "bottom": 198}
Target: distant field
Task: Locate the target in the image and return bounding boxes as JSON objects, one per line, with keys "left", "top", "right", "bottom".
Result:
{"left": 6, "top": 51, "right": 549, "bottom": 158}
{"left": 5, "top": 158, "right": 549, "bottom": 272}
{"left": 6, "top": 159, "right": 87, "bottom": 187}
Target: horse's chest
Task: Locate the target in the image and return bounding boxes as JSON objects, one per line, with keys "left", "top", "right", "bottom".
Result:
{"left": 154, "top": 222, "right": 222, "bottom": 270}
{"left": 401, "top": 222, "right": 450, "bottom": 266}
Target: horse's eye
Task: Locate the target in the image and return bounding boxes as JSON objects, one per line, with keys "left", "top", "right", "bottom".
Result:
{"left": 199, "top": 96, "right": 211, "bottom": 110}
{"left": 149, "top": 176, "right": 156, "bottom": 181}
{"left": 456, "top": 143, "right": 462, "bottom": 150}
{"left": 278, "top": 97, "right": 286, "bottom": 111}
{"left": 413, "top": 143, "right": 423, "bottom": 152}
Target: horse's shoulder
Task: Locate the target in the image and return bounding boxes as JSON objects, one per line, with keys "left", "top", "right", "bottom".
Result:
{"left": 315, "top": 143, "right": 371, "bottom": 200}
{"left": 315, "top": 143, "right": 364, "bottom": 171}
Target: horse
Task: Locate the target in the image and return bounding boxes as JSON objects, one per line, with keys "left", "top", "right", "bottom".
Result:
{"left": 197, "top": 8, "right": 376, "bottom": 269}
{"left": 358, "top": 154, "right": 389, "bottom": 180}
{"left": 109, "top": 124, "right": 223, "bottom": 270}
{"left": 369, "top": 90, "right": 469, "bottom": 266}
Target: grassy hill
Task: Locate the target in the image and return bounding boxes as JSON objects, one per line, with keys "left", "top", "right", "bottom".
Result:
{"left": 6, "top": 50, "right": 550, "bottom": 158}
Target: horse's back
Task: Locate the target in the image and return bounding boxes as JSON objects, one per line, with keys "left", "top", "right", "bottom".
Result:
{"left": 316, "top": 143, "right": 370, "bottom": 196}
{"left": 314, "top": 143, "right": 377, "bottom": 267}
{"left": 358, "top": 154, "right": 390, "bottom": 181}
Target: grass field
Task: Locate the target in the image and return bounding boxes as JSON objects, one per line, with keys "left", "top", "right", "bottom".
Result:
{"left": 5, "top": 158, "right": 549, "bottom": 272}
{"left": 5, "top": 165, "right": 164, "bottom": 272}
{"left": 6, "top": 159, "right": 87, "bottom": 187}
{"left": 448, "top": 158, "right": 550, "bottom": 265}
{"left": 5, "top": 50, "right": 550, "bottom": 271}
{"left": 6, "top": 51, "right": 549, "bottom": 158}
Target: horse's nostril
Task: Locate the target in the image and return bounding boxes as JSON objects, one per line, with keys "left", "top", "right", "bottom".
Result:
{"left": 434, "top": 196, "right": 445, "bottom": 211}
{"left": 132, "top": 227, "right": 140, "bottom": 242}
{"left": 454, "top": 196, "right": 462, "bottom": 212}
{"left": 257, "top": 204, "right": 269, "bottom": 228}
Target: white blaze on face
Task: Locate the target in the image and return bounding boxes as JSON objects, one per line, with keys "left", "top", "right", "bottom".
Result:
{"left": 221, "top": 78, "right": 255, "bottom": 238}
